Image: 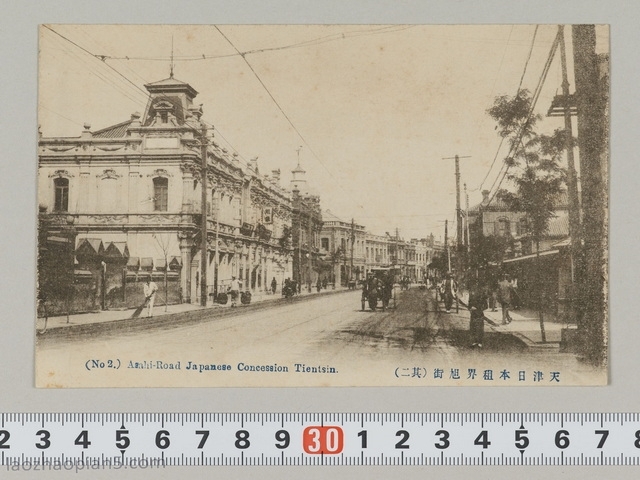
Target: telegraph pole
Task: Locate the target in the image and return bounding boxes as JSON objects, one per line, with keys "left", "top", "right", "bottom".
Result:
{"left": 308, "top": 219, "right": 313, "bottom": 292}
{"left": 558, "top": 24, "right": 584, "bottom": 331}
{"left": 573, "top": 24, "right": 607, "bottom": 365}
{"left": 214, "top": 189, "right": 220, "bottom": 301}
{"left": 350, "top": 218, "right": 355, "bottom": 284}
{"left": 442, "top": 155, "right": 470, "bottom": 278}
{"left": 200, "top": 123, "right": 208, "bottom": 307}
{"left": 464, "top": 183, "right": 470, "bottom": 254}
{"left": 444, "top": 220, "right": 450, "bottom": 273}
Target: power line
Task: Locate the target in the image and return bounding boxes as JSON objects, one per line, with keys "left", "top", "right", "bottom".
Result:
{"left": 101, "top": 25, "right": 415, "bottom": 62}
{"left": 485, "top": 28, "right": 561, "bottom": 206}
{"left": 478, "top": 25, "right": 538, "bottom": 193}
{"left": 42, "top": 25, "right": 258, "bottom": 173}
{"left": 213, "top": 25, "right": 367, "bottom": 213}
{"left": 516, "top": 25, "right": 539, "bottom": 93}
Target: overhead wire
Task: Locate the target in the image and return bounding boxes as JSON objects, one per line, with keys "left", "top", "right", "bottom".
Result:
{"left": 102, "top": 25, "right": 415, "bottom": 62}
{"left": 485, "top": 28, "right": 561, "bottom": 206}
{"left": 213, "top": 25, "right": 368, "bottom": 213}
{"left": 42, "top": 25, "right": 258, "bottom": 172}
{"left": 478, "top": 25, "right": 539, "bottom": 193}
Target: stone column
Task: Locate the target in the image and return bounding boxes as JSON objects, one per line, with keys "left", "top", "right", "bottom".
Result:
{"left": 181, "top": 171, "right": 193, "bottom": 213}
{"left": 179, "top": 236, "right": 193, "bottom": 303}
{"left": 190, "top": 258, "right": 199, "bottom": 304}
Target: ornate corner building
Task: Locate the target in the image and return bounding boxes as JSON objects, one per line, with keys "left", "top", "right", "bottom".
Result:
{"left": 38, "top": 76, "right": 296, "bottom": 314}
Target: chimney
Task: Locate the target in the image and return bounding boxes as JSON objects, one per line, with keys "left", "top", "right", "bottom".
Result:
{"left": 482, "top": 190, "right": 490, "bottom": 204}
{"left": 271, "top": 169, "right": 281, "bottom": 184}
{"left": 81, "top": 123, "right": 92, "bottom": 139}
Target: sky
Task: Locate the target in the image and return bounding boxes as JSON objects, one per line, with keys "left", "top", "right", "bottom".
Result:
{"left": 38, "top": 24, "right": 609, "bottom": 241}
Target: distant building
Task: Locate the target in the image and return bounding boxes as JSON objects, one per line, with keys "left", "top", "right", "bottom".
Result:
{"left": 318, "top": 210, "right": 366, "bottom": 287}
{"left": 290, "top": 161, "right": 323, "bottom": 291}
{"left": 468, "top": 189, "right": 572, "bottom": 316}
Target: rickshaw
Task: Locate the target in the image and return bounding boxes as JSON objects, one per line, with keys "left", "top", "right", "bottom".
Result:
{"left": 361, "top": 267, "right": 397, "bottom": 311}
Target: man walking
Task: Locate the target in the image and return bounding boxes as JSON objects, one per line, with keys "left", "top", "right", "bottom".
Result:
{"left": 468, "top": 279, "right": 488, "bottom": 348}
{"left": 497, "top": 274, "right": 513, "bottom": 325}
{"left": 143, "top": 277, "right": 158, "bottom": 318}
{"left": 229, "top": 276, "right": 240, "bottom": 307}
{"left": 443, "top": 273, "right": 457, "bottom": 313}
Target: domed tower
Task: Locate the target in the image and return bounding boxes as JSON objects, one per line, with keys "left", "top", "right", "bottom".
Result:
{"left": 290, "top": 159, "right": 308, "bottom": 195}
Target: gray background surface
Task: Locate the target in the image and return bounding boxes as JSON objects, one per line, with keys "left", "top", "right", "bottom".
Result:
{"left": 0, "top": 1, "right": 636, "bottom": 478}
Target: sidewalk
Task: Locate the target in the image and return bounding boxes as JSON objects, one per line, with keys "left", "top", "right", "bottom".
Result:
{"left": 38, "top": 286, "right": 351, "bottom": 338}
{"left": 458, "top": 291, "right": 573, "bottom": 349}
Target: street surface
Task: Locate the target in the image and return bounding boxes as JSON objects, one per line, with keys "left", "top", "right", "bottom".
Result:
{"left": 36, "top": 289, "right": 605, "bottom": 387}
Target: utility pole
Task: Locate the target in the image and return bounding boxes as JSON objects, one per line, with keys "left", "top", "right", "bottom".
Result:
{"left": 200, "top": 123, "right": 208, "bottom": 307}
{"left": 214, "top": 189, "right": 220, "bottom": 301}
{"left": 350, "top": 218, "right": 355, "bottom": 284}
{"left": 395, "top": 227, "right": 400, "bottom": 277}
{"left": 464, "top": 183, "right": 470, "bottom": 254}
{"left": 442, "top": 155, "right": 471, "bottom": 278}
{"left": 558, "top": 24, "right": 584, "bottom": 328}
{"left": 444, "top": 220, "right": 450, "bottom": 273}
{"left": 573, "top": 24, "right": 607, "bottom": 366}
{"left": 308, "top": 219, "right": 313, "bottom": 292}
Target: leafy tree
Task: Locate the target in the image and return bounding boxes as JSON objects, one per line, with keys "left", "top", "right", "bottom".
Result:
{"left": 468, "top": 233, "right": 511, "bottom": 270}
{"left": 487, "top": 90, "right": 566, "bottom": 342}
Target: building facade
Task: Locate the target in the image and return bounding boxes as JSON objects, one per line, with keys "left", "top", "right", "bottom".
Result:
{"left": 290, "top": 162, "right": 324, "bottom": 291}
{"left": 319, "top": 211, "right": 367, "bottom": 287}
{"left": 38, "top": 76, "right": 294, "bottom": 314}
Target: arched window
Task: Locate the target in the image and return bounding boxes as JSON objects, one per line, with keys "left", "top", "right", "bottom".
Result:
{"left": 54, "top": 177, "right": 69, "bottom": 212}
{"left": 153, "top": 177, "right": 168, "bottom": 212}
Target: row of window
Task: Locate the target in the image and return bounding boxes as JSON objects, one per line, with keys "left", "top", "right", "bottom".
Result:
{"left": 53, "top": 177, "right": 169, "bottom": 213}
{"left": 53, "top": 178, "right": 282, "bottom": 234}
{"left": 495, "top": 217, "right": 529, "bottom": 237}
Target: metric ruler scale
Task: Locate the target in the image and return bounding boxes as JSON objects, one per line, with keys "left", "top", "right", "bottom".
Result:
{"left": 1, "top": 413, "right": 640, "bottom": 467}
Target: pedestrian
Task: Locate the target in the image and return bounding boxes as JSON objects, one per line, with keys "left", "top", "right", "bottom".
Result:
{"left": 443, "top": 273, "right": 457, "bottom": 313}
{"left": 143, "top": 276, "right": 158, "bottom": 318}
{"left": 468, "top": 279, "right": 488, "bottom": 348}
{"left": 488, "top": 274, "right": 499, "bottom": 312}
{"left": 228, "top": 276, "right": 240, "bottom": 307}
{"left": 510, "top": 276, "right": 521, "bottom": 310}
{"left": 271, "top": 277, "right": 277, "bottom": 295}
{"left": 497, "top": 274, "right": 513, "bottom": 324}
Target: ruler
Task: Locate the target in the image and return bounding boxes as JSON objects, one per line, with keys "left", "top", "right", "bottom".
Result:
{"left": 1, "top": 413, "right": 639, "bottom": 467}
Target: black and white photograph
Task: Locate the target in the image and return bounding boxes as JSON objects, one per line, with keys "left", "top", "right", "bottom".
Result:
{"left": 35, "top": 24, "right": 609, "bottom": 387}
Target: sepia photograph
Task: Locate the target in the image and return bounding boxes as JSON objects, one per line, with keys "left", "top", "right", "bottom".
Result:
{"left": 35, "top": 24, "right": 609, "bottom": 387}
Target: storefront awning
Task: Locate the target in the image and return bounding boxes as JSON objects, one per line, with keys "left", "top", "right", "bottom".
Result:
{"left": 76, "top": 238, "right": 104, "bottom": 256}
{"left": 104, "top": 241, "right": 130, "bottom": 259}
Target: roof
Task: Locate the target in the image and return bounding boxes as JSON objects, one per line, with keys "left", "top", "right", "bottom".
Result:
{"left": 92, "top": 120, "right": 132, "bottom": 139}
{"left": 322, "top": 209, "right": 344, "bottom": 223}
{"left": 144, "top": 76, "right": 198, "bottom": 98}
{"left": 470, "top": 191, "right": 569, "bottom": 213}
{"left": 546, "top": 214, "right": 569, "bottom": 237}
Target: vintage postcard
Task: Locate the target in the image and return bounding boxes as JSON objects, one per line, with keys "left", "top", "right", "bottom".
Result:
{"left": 36, "top": 24, "right": 608, "bottom": 387}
